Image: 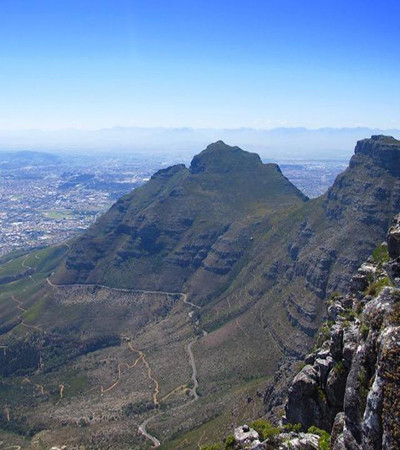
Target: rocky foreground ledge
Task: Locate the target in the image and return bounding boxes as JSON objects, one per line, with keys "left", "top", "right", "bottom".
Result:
{"left": 203, "top": 215, "right": 400, "bottom": 449}
{"left": 284, "top": 213, "right": 400, "bottom": 449}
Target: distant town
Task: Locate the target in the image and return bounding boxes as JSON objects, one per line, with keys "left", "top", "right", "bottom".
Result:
{"left": 0, "top": 150, "right": 347, "bottom": 257}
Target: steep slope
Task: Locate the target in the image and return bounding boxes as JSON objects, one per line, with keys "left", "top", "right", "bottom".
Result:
{"left": 54, "top": 140, "right": 307, "bottom": 291}
{"left": 201, "top": 135, "right": 400, "bottom": 357}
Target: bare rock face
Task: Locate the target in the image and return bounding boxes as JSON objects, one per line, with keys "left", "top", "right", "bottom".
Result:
{"left": 353, "top": 135, "right": 400, "bottom": 177}
{"left": 284, "top": 215, "right": 400, "bottom": 449}
{"left": 285, "top": 365, "right": 321, "bottom": 430}
{"left": 278, "top": 433, "right": 320, "bottom": 449}
{"left": 387, "top": 213, "right": 400, "bottom": 259}
{"left": 234, "top": 424, "right": 261, "bottom": 448}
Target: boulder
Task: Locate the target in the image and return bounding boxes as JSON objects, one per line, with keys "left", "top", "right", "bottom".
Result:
{"left": 234, "top": 424, "right": 260, "bottom": 447}
{"left": 278, "top": 433, "right": 320, "bottom": 449}
{"left": 328, "top": 303, "right": 345, "bottom": 321}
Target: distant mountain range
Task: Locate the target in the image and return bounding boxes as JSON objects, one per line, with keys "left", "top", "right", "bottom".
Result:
{"left": 1, "top": 127, "right": 400, "bottom": 160}
{"left": 0, "top": 135, "right": 399, "bottom": 449}
{"left": 0, "top": 150, "right": 61, "bottom": 168}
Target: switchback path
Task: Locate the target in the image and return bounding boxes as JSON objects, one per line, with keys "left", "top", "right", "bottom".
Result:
{"left": 46, "top": 277, "right": 206, "bottom": 448}
{"left": 22, "top": 378, "right": 45, "bottom": 395}
{"left": 11, "top": 295, "right": 42, "bottom": 332}
{"left": 21, "top": 255, "right": 32, "bottom": 270}
{"left": 100, "top": 347, "right": 143, "bottom": 395}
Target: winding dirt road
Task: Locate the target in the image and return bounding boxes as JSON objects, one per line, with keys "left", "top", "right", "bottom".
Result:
{"left": 187, "top": 339, "right": 199, "bottom": 400}
{"left": 11, "top": 295, "right": 41, "bottom": 332}
{"left": 138, "top": 416, "right": 161, "bottom": 448}
{"left": 46, "top": 278, "right": 206, "bottom": 448}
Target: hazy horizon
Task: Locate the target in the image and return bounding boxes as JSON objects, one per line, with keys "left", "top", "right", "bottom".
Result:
{"left": 0, "top": 126, "right": 399, "bottom": 161}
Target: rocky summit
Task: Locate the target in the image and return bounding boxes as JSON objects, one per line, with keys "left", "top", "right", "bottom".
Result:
{"left": 54, "top": 140, "right": 306, "bottom": 291}
{"left": 0, "top": 137, "right": 399, "bottom": 449}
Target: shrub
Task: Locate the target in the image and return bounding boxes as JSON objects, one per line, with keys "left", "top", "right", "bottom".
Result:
{"left": 366, "top": 277, "right": 391, "bottom": 297}
{"left": 343, "top": 308, "right": 357, "bottom": 321}
{"left": 372, "top": 244, "right": 390, "bottom": 265}
{"left": 314, "top": 324, "right": 331, "bottom": 349}
{"left": 251, "top": 419, "right": 280, "bottom": 441}
{"left": 333, "top": 360, "right": 346, "bottom": 375}
{"left": 307, "top": 426, "right": 330, "bottom": 450}
{"left": 224, "top": 434, "right": 235, "bottom": 449}
{"left": 316, "top": 386, "right": 327, "bottom": 403}
{"left": 283, "top": 422, "right": 302, "bottom": 433}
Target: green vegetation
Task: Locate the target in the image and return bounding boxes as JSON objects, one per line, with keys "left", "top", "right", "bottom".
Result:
{"left": 63, "top": 372, "right": 89, "bottom": 397}
{"left": 316, "top": 386, "right": 327, "bottom": 404}
{"left": 327, "top": 291, "right": 341, "bottom": 305}
{"left": 283, "top": 422, "right": 302, "bottom": 433}
{"left": 41, "top": 210, "right": 75, "bottom": 220}
{"left": 365, "top": 277, "right": 392, "bottom": 296}
{"left": 314, "top": 323, "right": 331, "bottom": 349}
{"left": 251, "top": 419, "right": 280, "bottom": 441}
{"left": 23, "top": 296, "right": 47, "bottom": 323}
{"left": 224, "top": 434, "right": 235, "bottom": 449}
{"left": 296, "top": 361, "right": 306, "bottom": 373}
{"left": 342, "top": 308, "right": 357, "bottom": 321}
{"left": 122, "top": 400, "right": 155, "bottom": 416}
{"left": 200, "top": 444, "right": 223, "bottom": 450}
{"left": 360, "top": 323, "right": 369, "bottom": 340}
{"left": 372, "top": 243, "right": 390, "bottom": 265}
{"left": 307, "top": 426, "right": 330, "bottom": 450}
{"left": 333, "top": 360, "right": 346, "bottom": 376}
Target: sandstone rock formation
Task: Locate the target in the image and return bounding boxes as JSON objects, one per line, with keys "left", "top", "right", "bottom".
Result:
{"left": 284, "top": 214, "right": 400, "bottom": 449}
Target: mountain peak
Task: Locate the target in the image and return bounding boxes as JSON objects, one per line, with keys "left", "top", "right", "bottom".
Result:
{"left": 352, "top": 134, "right": 400, "bottom": 176}
{"left": 370, "top": 134, "right": 400, "bottom": 143}
{"left": 190, "top": 141, "right": 262, "bottom": 174}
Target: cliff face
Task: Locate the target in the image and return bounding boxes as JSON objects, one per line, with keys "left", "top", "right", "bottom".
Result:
{"left": 54, "top": 141, "right": 306, "bottom": 291}
{"left": 284, "top": 214, "right": 400, "bottom": 450}
{"left": 353, "top": 135, "right": 400, "bottom": 177}
{"left": 222, "top": 134, "right": 400, "bottom": 366}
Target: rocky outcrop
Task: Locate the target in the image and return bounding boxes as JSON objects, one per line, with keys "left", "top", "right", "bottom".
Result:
{"left": 354, "top": 135, "right": 400, "bottom": 177}
{"left": 212, "top": 424, "right": 321, "bottom": 450}
{"left": 234, "top": 425, "right": 262, "bottom": 448}
{"left": 277, "top": 433, "right": 320, "bottom": 450}
{"left": 387, "top": 214, "right": 400, "bottom": 260}
{"left": 284, "top": 214, "right": 400, "bottom": 449}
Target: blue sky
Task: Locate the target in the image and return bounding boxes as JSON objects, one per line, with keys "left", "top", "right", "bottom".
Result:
{"left": 1, "top": 0, "right": 399, "bottom": 130}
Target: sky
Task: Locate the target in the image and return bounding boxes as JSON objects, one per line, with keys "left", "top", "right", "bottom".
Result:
{"left": 1, "top": 0, "right": 400, "bottom": 131}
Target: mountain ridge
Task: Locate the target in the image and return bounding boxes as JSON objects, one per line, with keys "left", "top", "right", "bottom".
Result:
{"left": 0, "top": 136, "right": 399, "bottom": 448}
{"left": 54, "top": 140, "right": 307, "bottom": 292}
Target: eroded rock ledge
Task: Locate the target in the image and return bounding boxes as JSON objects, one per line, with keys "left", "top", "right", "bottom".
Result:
{"left": 284, "top": 213, "right": 400, "bottom": 450}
